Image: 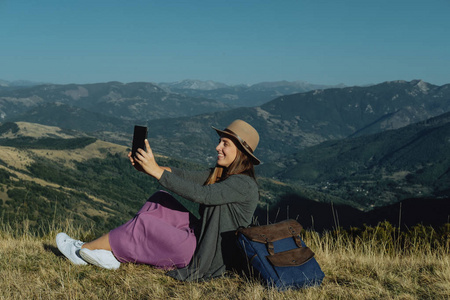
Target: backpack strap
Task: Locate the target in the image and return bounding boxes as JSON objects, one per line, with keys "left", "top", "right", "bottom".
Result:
{"left": 288, "top": 224, "right": 303, "bottom": 248}
{"left": 237, "top": 220, "right": 305, "bottom": 255}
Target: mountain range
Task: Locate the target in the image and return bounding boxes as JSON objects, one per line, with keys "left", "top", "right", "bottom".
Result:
{"left": 0, "top": 81, "right": 230, "bottom": 122}
{"left": 3, "top": 79, "right": 448, "bottom": 165}
{"left": 0, "top": 78, "right": 449, "bottom": 217}
{"left": 143, "top": 80, "right": 450, "bottom": 166}
{"left": 157, "top": 79, "right": 345, "bottom": 107}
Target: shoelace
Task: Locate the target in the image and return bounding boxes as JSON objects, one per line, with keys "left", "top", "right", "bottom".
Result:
{"left": 74, "top": 240, "right": 84, "bottom": 248}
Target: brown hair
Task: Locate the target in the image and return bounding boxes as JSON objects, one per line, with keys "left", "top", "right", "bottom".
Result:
{"left": 204, "top": 139, "right": 256, "bottom": 185}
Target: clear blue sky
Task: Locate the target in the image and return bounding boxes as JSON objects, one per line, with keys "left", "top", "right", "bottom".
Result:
{"left": 1, "top": 0, "right": 449, "bottom": 86}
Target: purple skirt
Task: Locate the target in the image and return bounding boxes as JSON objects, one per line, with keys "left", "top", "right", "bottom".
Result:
{"left": 109, "top": 191, "right": 197, "bottom": 269}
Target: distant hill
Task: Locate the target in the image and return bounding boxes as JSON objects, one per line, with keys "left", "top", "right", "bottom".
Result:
{"left": 8, "top": 102, "right": 131, "bottom": 132}
{"left": 0, "top": 81, "right": 230, "bottom": 122}
{"left": 260, "top": 80, "right": 450, "bottom": 138}
{"left": 259, "top": 111, "right": 450, "bottom": 208}
{"left": 158, "top": 79, "right": 230, "bottom": 90}
{"left": 158, "top": 79, "right": 344, "bottom": 107}
{"left": 144, "top": 80, "right": 450, "bottom": 165}
{"left": 0, "top": 79, "right": 342, "bottom": 123}
{"left": 2, "top": 80, "right": 450, "bottom": 168}
{"left": 0, "top": 79, "right": 45, "bottom": 91}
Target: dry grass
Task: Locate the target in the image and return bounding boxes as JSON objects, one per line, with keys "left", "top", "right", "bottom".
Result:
{"left": 0, "top": 121, "right": 128, "bottom": 172}
{"left": 0, "top": 220, "right": 449, "bottom": 300}
{"left": 0, "top": 141, "right": 127, "bottom": 172}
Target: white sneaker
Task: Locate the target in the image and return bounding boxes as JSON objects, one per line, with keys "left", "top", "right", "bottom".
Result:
{"left": 79, "top": 248, "right": 121, "bottom": 270}
{"left": 56, "top": 232, "right": 88, "bottom": 265}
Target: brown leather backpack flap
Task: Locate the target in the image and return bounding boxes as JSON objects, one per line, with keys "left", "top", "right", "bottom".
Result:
{"left": 266, "top": 247, "right": 315, "bottom": 267}
{"left": 238, "top": 219, "right": 303, "bottom": 243}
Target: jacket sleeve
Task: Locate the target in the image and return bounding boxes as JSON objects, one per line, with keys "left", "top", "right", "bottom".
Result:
{"left": 170, "top": 167, "right": 211, "bottom": 185}
{"left": 158, "top": 170, "right": 258, "bottom": 206}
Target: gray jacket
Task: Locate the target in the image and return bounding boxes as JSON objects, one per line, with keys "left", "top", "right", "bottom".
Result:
{"left": 159, "top": 168, "right": 259, "bottom": 281}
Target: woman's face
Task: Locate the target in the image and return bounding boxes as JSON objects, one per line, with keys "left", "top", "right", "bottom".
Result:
{"left": 216, "top": 137, "right": 238, "bottom": 168}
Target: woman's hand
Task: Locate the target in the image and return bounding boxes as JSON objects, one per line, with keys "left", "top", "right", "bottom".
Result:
{"left": 128, "top": 152, "right": 144, "bottom": 173}
{"left": 128, "top": 139, "right": 165, "bottom": 180}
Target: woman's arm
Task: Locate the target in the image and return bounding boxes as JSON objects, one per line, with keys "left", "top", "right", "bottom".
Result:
{"left": 130, "top": 139, "right": 258, "bottom": 206}
{"left": 159, "top": 171, "right": 259, "bottom": 206}
{"left": 170, "top": 167, "right": 211, "bottom": 185}
{"left": 128, "top": 140, "right": 210, "bottom": 182}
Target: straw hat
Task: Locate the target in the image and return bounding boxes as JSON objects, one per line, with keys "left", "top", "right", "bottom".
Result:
{"left": 212, "top": 119, "right": 260, "bottom": 165}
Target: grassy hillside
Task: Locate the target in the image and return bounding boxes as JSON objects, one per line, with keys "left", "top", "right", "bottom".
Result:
{"left": 260, "top": 112, "right": 450, "bottom": 208}
{"left": 0, "top": 220, "right": 448, "bottom": 299}
{"left": 0, "top": 122, "right": 205, "bottom": 235}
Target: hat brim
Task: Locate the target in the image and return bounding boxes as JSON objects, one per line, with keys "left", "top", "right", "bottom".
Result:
{"left": 213, "top": 126, "right": 261, "bottom": 165}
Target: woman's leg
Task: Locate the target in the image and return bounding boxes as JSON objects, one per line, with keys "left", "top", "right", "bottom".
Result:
{"left": 79, "top": 193, "right": 157, "bottom": 252}
{"left": 79, "top": 233, "right": 120, "bottom": 269}
{"left": 80, "top": 191, "right": 177, "bottom": 252}
{"left": 81, "top": 233, "right": 112, "bottom": 251}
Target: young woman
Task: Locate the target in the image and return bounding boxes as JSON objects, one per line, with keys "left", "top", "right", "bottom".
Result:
{"left": 56, "top": 119, "right": 261, "bottom": 281}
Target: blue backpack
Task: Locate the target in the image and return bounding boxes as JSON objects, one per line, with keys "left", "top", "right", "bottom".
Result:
{"left": 236, "top": 219, "right": 325, "bottom": 290}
